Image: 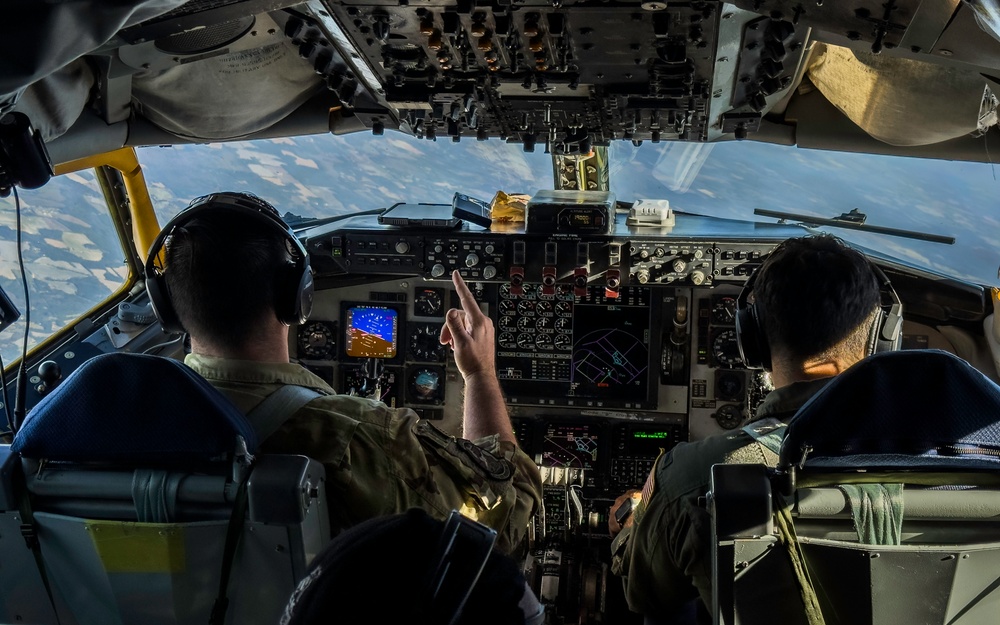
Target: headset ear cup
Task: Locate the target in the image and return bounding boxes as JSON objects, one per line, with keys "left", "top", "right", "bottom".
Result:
{"left": 736, "top": 304, "right": 770, "bottom": 370}
{"left": 146, "top": 272, "right": 183, "bottom": 334}
{"left": 275, "top": 263, "right": 314, "bottom": 325}
{"left": 296, "top": 267, "right": 314, "bottom": 324}
{"left": 872, "top": 303, "right": 903, "bottom": 354}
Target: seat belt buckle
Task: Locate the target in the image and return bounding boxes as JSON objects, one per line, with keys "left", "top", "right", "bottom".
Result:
{"left": 20, "top": 523, "right": 38, "bottom": 548}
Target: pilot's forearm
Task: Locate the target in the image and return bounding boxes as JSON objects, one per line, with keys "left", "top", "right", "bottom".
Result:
{"left": 462, "top": 370, "right": 516, "bottom": 443}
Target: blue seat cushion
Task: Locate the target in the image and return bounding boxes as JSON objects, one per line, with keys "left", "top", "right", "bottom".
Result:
{"left": 779, "top": 350, "right": 1000, "bottom": 470}
{"left": 12, "top": 353, "right": 258, "bottom": 463}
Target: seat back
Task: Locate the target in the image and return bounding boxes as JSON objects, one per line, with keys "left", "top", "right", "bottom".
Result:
{"left": 0, "top": 353, "right": 329, "bottom": 625}
{"left": 710, "top": 350, "right": 1000, "bottom": 625}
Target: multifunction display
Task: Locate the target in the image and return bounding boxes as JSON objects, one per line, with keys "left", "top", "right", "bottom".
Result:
{"left": 497, "top": 284, "right": 657, "bottom": 409}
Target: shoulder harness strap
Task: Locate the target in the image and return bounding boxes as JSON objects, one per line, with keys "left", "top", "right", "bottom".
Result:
{"left": 741, "top": 417, "right": 787, "bottom": 456}
{"left": 246, "top": 385, "right": 326, "bottom": 441}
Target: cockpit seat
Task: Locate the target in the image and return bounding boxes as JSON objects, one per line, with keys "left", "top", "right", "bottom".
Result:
{"left": 0, "top": 352, "right": 329, "bottom": 625}
{"left": 710, "top": 349, "right": 1000, "bottom": 625}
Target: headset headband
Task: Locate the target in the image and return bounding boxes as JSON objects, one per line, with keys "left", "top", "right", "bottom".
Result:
{"left": 425, "top": 510, "right": 498, "bottom": 625}
{"left": 735, "top": 240, "right": 902, "bottom": 370}
{"left": 145, "top": 192, "right": 313, "bottom": 333}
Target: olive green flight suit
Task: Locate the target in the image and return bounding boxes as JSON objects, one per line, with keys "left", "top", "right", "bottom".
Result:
{"left": 611, "top": 377, "right": 833, "bottom": 617}
{"left": 185, "top": 354, "right": 542, "bottom": 554}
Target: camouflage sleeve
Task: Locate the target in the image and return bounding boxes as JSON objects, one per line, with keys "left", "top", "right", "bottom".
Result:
{"left": 407, "top": 421, "right": 542, "bottom": 553}
{"left": 317, "top": 396, "right": 541, "bottom": 554}
{"left": 611, "top": 446, "right": 712, "bottom": 615}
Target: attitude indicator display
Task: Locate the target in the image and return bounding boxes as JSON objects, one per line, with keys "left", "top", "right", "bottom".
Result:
{"left": 344, "top": 305, "right": 399, "bottom": 358}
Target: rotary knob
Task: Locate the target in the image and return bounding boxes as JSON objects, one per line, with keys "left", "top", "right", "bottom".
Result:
{"left": 483, "top": 265, "right": 497, "bottom": 280}
{"left": 636, "top": 269, "right": 650, "bottom": 284}
{"left": 672, "top": 259, "right": 687, "bottom": 273}
{"left": 395, "top": 241, "right": 410, "bottom": 254}
{"left": 690, "top": 270, "right": 706, "bottom": 286}
{"left": 465, "top": 253, "right": 480, "bottom": 267}
{"left": 430, "top": 263, "right": 446, "bottom": 278}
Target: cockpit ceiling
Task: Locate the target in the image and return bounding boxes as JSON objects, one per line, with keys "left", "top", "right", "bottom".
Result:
{"left": 5, "top": 0, "right": 1000, "bottom": 159}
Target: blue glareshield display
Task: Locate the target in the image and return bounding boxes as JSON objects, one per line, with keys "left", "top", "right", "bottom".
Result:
{"left": 345, "top": 306, "right": 399, "bottom": 358}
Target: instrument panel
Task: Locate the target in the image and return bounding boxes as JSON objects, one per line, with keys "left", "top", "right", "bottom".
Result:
{"left": 295, "top": 276, "right": 720, "bottom": 495}
{"left": 299, "top": 222, "right": 781, "bottom": 501}
{"left": 293, "top": 224, "right": 779, "bottom": 619}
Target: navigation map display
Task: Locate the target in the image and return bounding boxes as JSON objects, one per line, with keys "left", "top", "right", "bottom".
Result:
{"left": 570, "top": 300, "right": 650, "bottom": 402}
{"left": 344, "top": 305, "right": 399, "bottom": 358}
{"left": 542, "top": 424, "right": 600, "bottom": 469}
{"left": 496, "top": 285, "right": 657, "bottom": 408}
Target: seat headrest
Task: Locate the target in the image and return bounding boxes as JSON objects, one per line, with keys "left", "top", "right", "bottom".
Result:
{"left": 779, "top": 350, "right": 1000, "bottom": 470}
{"left": 12, "top": 353, "right": 258, "bottom": 463}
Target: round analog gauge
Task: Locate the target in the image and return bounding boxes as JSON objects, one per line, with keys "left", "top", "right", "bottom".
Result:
{"left": 414, "top": 288, "right": 444, "bottom": 317}
{"left": 498, "top": 332, "right": 517, "bottom": 348}
{"left": 517, "top": 333, "right": 535, "bottom": 349}
{"left": 535, "top": 333, "right": 553, "bottom": 349}
{"left": 555, "top": 301, "right": 573, "bottom": 315}
{"left": 517, "top": 316, "right": 534, "bottom": 330}
{"left": 554, "top": 317, "right": 572, "bottom": 333}
{"left": 554, "top": 334, "right": 572, "bottom": 350}
{"left": 408, "top": 366, "right": 444, "bottom": 403}
{"left": 557, "top": 285, "right": 574, "bottom": 300}
{"left": 517, "top": 300, "right": 536, "bottom": 315}
{"left": 297, "top": 321, "right": 336, "bottom": 359}
{"left": 409, "top": 324, "right": 446, "bottom": 362}
{"left": 499, "top": 283, "right": 513, "bottom": 299}
{"left": 499, "top": 299, "right": 516, "bottom": 315}
{"left": 535, "top": 316, "right": 552, "bottom": 331}
{"left": 499, "top": 316, "right": 517, "bottom": 332}
{"left": 712, "top": 329, "right": 744, "bottom": 367}
{"left": 712, "top": 296, "right": 738, "bottom": 325}
{"left": 716, "top": 371, "right": 744, "bottom": 401}
{"left": 715, "top": 404, "right": 745, "bottom": 430}
{"left": 535, "top": 300, "right": 553, "bottom": 315}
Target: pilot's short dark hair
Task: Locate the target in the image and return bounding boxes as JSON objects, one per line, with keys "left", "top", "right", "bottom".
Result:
{"left": 280, "top": 508, "right": 536, "bottom": 625}
{"left": 162, "top": 197, "right": 288, "bottom": 351}
{"left": 753, "top": 234, "right": 881, "bottom": 363}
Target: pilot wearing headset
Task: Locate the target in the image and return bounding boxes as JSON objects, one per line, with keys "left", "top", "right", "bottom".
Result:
{"left": 145, "top": 192, "right": 541, "bottom": 553}
{"left": 608, "top": 234, "right": 902, "bottom": 621}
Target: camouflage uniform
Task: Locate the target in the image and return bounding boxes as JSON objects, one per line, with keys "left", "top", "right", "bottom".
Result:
{"left": 610, "top": 377, "right": 833, "bottom": 617}
{"left": 185, "top": 354, "right": 541, "bottom": 554}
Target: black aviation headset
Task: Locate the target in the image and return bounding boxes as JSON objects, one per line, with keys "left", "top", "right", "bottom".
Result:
{"left": 735, "top": 242, "right": 903, "bottom": 371}
{"left": 145, "top": 192, "right": 314, "bottom": 333}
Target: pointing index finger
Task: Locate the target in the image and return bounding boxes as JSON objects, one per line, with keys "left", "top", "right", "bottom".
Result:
{"left": 451, "top": 270, "right": 483, "bottom": 320}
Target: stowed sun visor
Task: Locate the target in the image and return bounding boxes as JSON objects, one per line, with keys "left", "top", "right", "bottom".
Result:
{"left": 807, "top": 43, "right": 990, "bottom": 146}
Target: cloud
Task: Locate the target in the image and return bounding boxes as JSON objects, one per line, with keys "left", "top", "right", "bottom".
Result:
{"left": 281, "top": 150, "right": 319, "bottom": 169}
{"left": 248, "top": 163, "right": 286, "bottom": 186}
{"left": 90, "top": 268, "right": 124, "bottom": 292}
{"left": 386, "top": 138, "right": 424, "bottom": 156}
{"left": 65, "top": 172, "right": 100, "bottom": 192}
{"left": 62, "top": 232, "right": 103, "bottom": 262}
